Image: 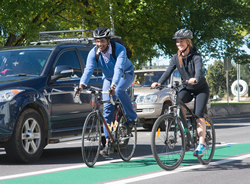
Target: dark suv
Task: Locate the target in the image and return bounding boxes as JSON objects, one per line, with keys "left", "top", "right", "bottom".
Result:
{"left": 0, "top": 30, "right": 135, "bottom": 163}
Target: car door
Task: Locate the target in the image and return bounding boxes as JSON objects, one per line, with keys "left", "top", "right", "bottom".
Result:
{"left": 48, "top": 49, "right": 92, "bottom": 133}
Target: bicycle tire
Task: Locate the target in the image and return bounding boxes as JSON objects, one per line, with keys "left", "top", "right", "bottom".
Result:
{"left": 117, "top": 116, "right": 137, "bottom": 161}
{"left": 151, "top": 114, "right": 186, "bottom": 171}
{"left": 81, "top": 111, "right": 102, "bottom": 167}
{"left": 197, "top": 114, "right": 216, "bottom": 165}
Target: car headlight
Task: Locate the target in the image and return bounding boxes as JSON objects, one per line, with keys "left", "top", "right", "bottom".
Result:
{"left": 136, "top": 96, "right": 145, "bottom": 103}
{"left": 0, "top": 90, "right": 24, "bottom": 102}
{"left": 144, "top": 94, "right": 158, "bottom": 103}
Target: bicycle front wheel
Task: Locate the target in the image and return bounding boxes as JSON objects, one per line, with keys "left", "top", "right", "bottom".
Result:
{"left": 82, "top": 111, "right": 102, "bottom": 167}
{"left": 197, "top": 114, "right": 216, "bottom": 165}
{"left": 151, "top": 114, "right": 185, "bottom": 171}
{"left": 117, "top": 117, "right": 137, "bottom": 161}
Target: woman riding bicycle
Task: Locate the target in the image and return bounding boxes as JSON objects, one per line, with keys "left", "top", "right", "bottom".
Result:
{"left": 151, "top": 29, "right": 209, "bottom": 157}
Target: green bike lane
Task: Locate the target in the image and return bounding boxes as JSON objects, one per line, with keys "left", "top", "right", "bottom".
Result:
{"left": 1, "top": 143, "right": 250, "bottom": 184}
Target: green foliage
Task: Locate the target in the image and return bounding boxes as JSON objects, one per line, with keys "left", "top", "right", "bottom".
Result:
{"left": 0, "top": 0, "right": 250, "bottom": 67}
{"left": 240, "top": 63, "right": 250, "bottom": 86}
{"left": 218, "top": 86, "right": 225, "bottom": 98}
{"left": 206, "top": 60, "right": 237, "bottom": 97}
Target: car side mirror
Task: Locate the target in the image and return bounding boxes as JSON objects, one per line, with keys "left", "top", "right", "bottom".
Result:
{"left": 51, "top": 65, "right": 74, "bottom": 83}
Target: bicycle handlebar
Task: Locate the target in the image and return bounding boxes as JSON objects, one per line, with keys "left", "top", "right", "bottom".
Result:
{"left": 86, "top": 86, "right": 115, "bottom": 105}
{"left": 151, "top": 81, "right": 196, "bottom": 91}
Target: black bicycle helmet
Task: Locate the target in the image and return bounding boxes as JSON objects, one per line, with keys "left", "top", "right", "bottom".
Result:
{"left": 173, "top": 29, "right": 193, "bottom": 39}
{"left": 93, "top": 27, "right": 111, "bottom": 39}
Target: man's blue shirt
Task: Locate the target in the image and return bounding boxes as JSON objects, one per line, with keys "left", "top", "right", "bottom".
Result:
{"left": 80, "top": 42, "right": 134, "bottom": 86}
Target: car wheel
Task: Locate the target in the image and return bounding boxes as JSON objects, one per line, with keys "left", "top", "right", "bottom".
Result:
{"left": 142, "top": 123, "right": 153, "bottom": 130}
{"left": 5, "top": 108, "right": 45, "bottom": 163}
{"left": 161, "top": 104, "right": 169, "bottom": 114}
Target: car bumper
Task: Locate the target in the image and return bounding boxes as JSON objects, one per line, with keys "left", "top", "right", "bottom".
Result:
{"left": 136, "top": 103, "right": 163, "bottom": 119}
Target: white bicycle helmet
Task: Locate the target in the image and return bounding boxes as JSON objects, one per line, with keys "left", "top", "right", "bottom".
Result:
{"left": 93, "top": 27, "right": 111, "bottom": 39}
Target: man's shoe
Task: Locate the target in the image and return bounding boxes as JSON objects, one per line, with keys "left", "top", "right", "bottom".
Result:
{"left": 121, "top": 121, "right": 135, "bottom": 136}
{"left": 100, "top": 145, "right": 109, "bottom": 157}
{"left": 193, "top": 144, "right": 207, "bottom": 157}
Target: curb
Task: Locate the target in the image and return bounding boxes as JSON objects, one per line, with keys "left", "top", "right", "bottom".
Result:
{"left": 208, "top": 104, "right": 250, "bottom": 119}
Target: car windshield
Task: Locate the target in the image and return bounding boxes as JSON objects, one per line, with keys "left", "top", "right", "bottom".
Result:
{"left": 0, "top": 50, "right": 51, "bottom": 76}
{"left": 134, "top": 70, "right": 182, "bottom": 87}
{"left": 172, "top": 70, "right": 182, "bottom": 83}
{"left": 134, "top": 71, "right": 169, "bottom": 87}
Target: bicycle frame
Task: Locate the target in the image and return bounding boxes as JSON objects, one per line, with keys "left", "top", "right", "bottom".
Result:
{"left": 168, "top": 85, "right": 197, "bottom": 147}
{"left": 90, "top": 89, "right": 127, "bottom": 143}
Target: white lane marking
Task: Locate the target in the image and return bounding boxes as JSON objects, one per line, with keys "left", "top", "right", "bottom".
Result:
{"left": 0, "top": 155, "right": 152, "bottom": 181}
{"left": 0, "top": 143, "right": 244, "bottom": 182}
{"left": 104, "top": 153, "right": 250, "bottom": 184}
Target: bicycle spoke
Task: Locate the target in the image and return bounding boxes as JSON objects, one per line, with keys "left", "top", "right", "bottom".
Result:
{"left": 117, "top": 117, "right": 137, "bottom": 161}
{"left": 197, "top": 114, "right": 216, "bottom": 165}
{"left": 82, "top": 112, "right": 101, "bottom": 167}
{"left": 151, "top": 114, "right": 185, "bottom": 171}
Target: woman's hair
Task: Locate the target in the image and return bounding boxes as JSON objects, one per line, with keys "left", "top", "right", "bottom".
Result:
{"left": 178, "top": 39, "right": 193, "bottom": 67}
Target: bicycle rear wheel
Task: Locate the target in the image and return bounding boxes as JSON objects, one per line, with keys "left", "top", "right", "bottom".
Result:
{"left": 197, "top": 114, "right": 216, "bottom": 165}
{"left": 117, "top": 116, "right": 137, "bottom": 161}
{"left": 151, "top": 114, "right": 185, "bottom": 171}
{"left": 82, "top": 111, "right": 102, "bottom": 167}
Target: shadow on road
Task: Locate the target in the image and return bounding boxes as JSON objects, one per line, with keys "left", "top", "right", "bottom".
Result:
{"left": 0, "top": 129, "right": 152, "bottom": 165}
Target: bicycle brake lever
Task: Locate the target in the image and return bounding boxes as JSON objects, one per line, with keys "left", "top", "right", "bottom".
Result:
{"left": 108, "top": 88, "right": 115, "bottom": 105}
{"left": 74, "top": 87, "right": 81, "bottom": 98}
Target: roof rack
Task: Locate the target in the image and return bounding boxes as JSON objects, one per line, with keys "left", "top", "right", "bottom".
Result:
{"left": 141, "top": 65, "right": 169, "bottom": 69}
{"left": 30, "top": 29, "right": 95, "bottom": 45}
{"left": 30, "top": 29, "right": 121, "bottom": 45}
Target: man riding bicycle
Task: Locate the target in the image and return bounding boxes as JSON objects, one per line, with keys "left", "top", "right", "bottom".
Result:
{"left": 151, "top": 29, "right": 210, "bottom": 157}
{"left": 75, "top": 27, "right": 137, "bottom": 157}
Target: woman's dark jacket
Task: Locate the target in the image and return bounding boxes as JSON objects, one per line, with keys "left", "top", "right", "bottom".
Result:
{"left": 158, "top": 46, "right": 207, "bottom": 90}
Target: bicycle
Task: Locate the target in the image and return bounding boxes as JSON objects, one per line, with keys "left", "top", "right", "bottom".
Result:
{"left": 151, "top": 81, "right": 215, "bottom": 171}
{"left": 80, "top": 86, "right": 137, "bottom": 167}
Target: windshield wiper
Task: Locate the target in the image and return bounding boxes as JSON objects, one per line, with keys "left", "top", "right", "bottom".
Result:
{"left": 5, "top": 73, "right": 38, "bottom": 77}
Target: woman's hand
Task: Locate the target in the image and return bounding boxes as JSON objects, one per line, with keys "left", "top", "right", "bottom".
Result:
{"left": 151, "top": 82, "right": 161, "bottom": 88}
{"left": 186, "top": 78, "right": 197, "bottom": 85}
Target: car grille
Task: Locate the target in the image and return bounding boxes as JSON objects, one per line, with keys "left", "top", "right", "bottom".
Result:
{"left": 136, "top": 109, "right": 143, "bottom": 112}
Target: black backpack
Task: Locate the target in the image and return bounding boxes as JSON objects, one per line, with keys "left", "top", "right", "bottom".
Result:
{"left": 95, "top": 37, "right": 132, "bottom": 62}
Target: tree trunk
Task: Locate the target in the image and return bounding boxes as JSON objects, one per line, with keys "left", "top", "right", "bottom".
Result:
{"left": 5, "top": 33, "right": 15, "bottom": 46}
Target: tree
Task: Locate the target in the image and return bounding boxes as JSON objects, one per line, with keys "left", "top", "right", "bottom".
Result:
{"left": 206, "top": 60, "right": 237, "bottom": 98}
{"left": 1, "top": 0, "right": 250, "bottom": 68}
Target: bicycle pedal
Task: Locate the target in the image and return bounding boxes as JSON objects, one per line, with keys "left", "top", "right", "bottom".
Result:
{"left": 120, "top": 136, "right": 130, "bottom": 141}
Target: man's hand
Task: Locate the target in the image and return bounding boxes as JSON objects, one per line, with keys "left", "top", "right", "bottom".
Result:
{"left": 74, "top": 84, "right": 85, "bottom": 97}
{"left": 109, "top": 84, "right": 116, "bottom": 96}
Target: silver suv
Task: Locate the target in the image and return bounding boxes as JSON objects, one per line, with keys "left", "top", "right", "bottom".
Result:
{"left": 134, "top": 68, "right": 209, "bottom": 129}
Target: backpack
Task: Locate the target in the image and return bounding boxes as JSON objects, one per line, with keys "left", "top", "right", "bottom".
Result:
{"left": 95, "top": 37, "right": 132, "bottom": 62}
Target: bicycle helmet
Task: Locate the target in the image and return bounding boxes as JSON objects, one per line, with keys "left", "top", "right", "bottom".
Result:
{"left": 173, "top": 29, "right": 193, "bottom": 39}
{"left": 93, "top": 27, "right": 111, "bottom": 39}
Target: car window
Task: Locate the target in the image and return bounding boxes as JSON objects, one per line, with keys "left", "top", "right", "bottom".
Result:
{"left": 55, "top": 50, "right": 82, "bottom": 78}
{"left": 78, "top": 50, "right": 89, "bottom": 66}
{"left": 0, "top": 50, "right": 50, "bottom": 76}
{"left": 134, "top": 71, "right": 169, "bottom": 87}
{"left": 79, "top": 49, "right": 102, "bottom": 81}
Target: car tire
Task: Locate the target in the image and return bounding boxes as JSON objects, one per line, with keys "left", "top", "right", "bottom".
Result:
{"left": 5, "top": 109, "right": 45, "bottom": 163}
{"left": 142, "top": 123, "right": 153, "bottom": 130}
